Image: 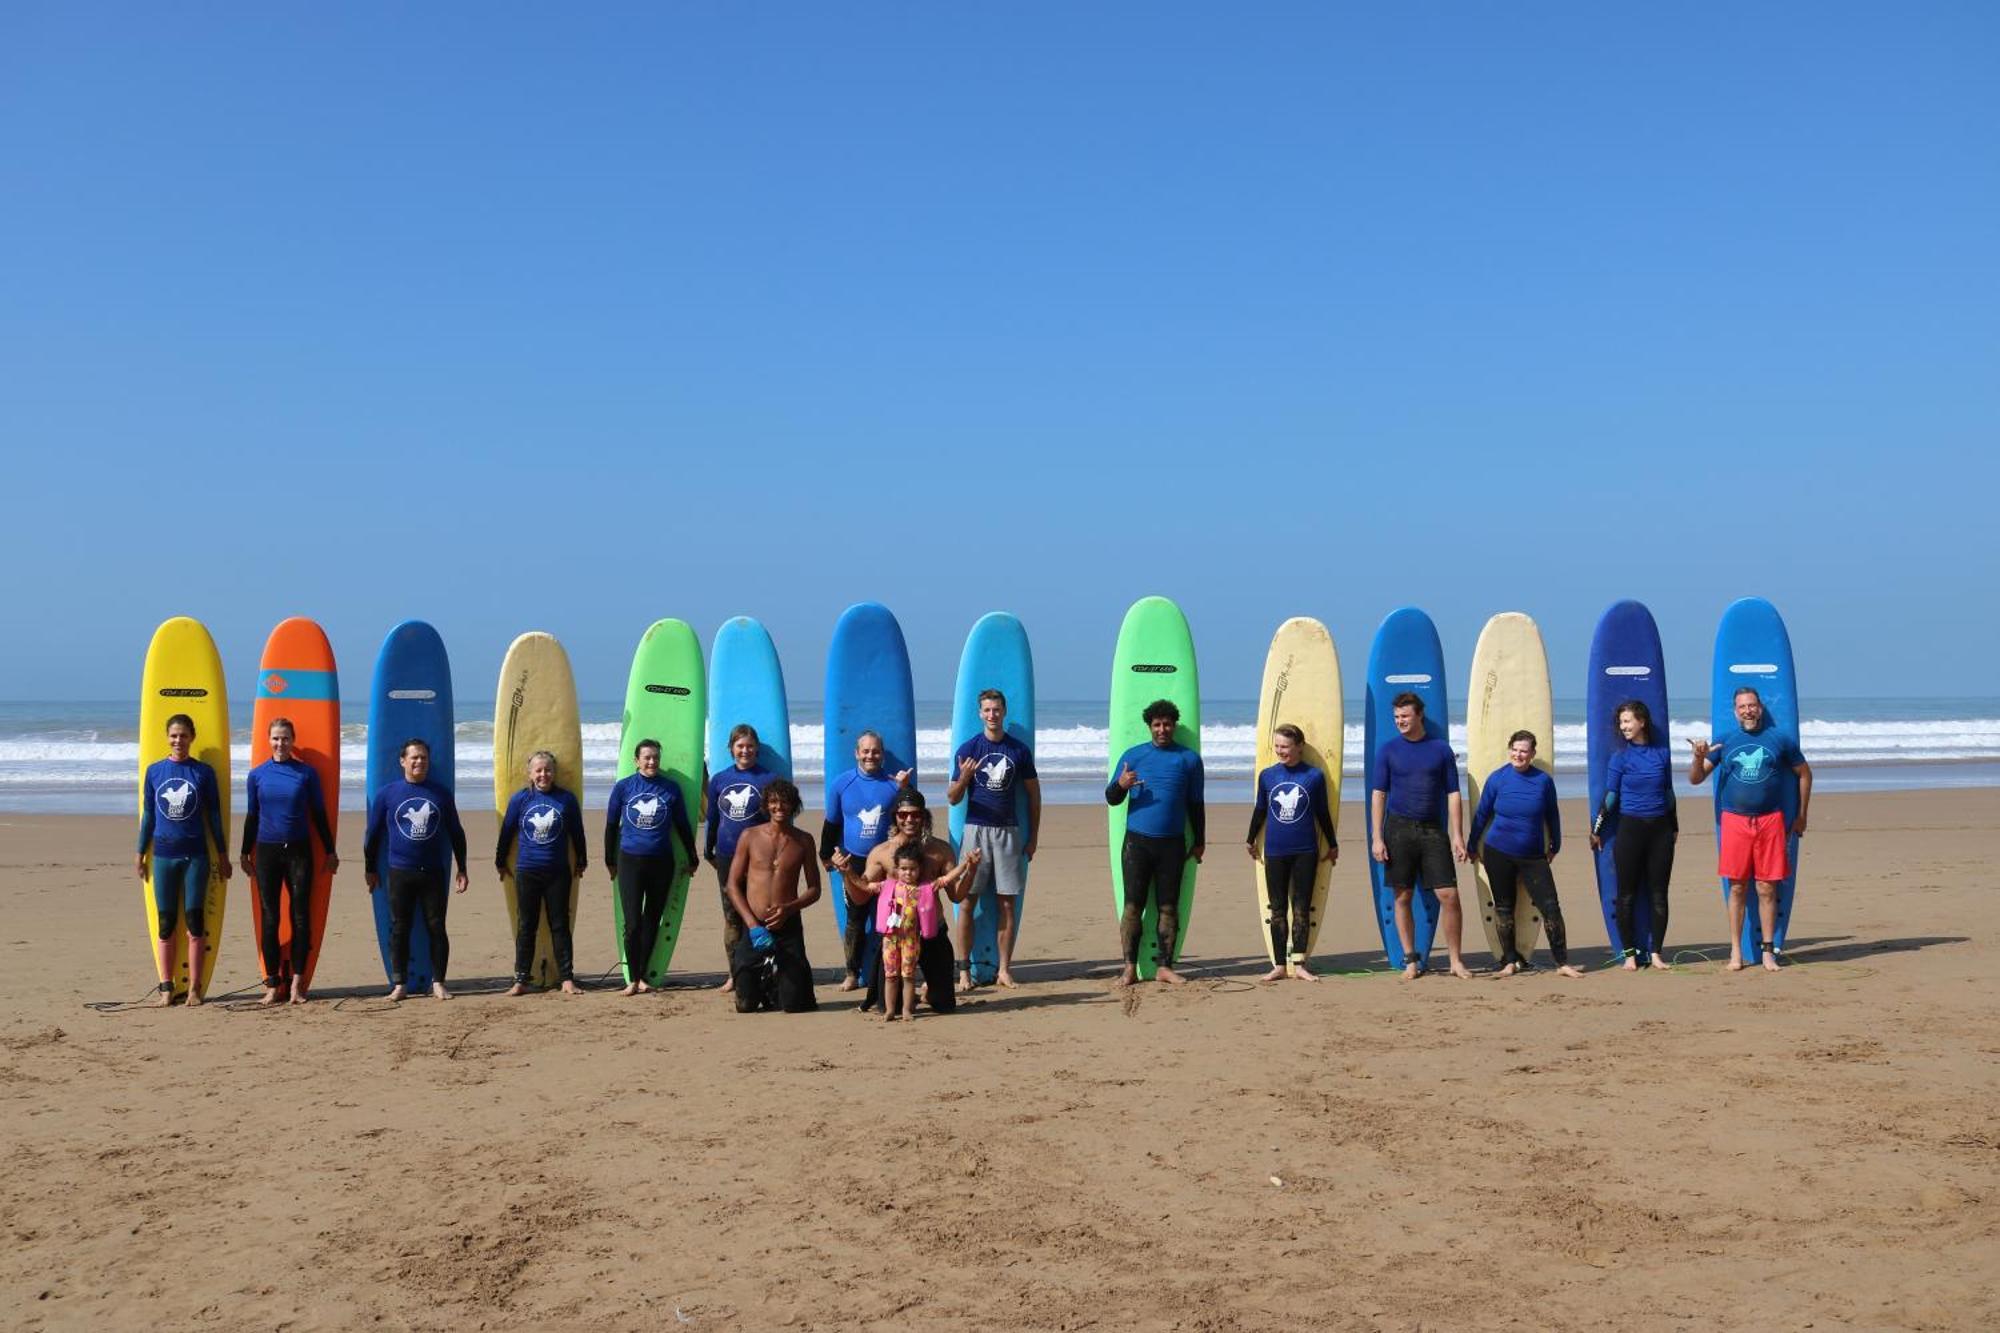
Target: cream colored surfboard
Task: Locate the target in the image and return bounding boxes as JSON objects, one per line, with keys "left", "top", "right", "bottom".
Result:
{"left": 493, "top": 632, "right": 585, "bottom": 989}
{"left": 1466, "top": 612, "right": 1551, "bottom": 962}
{"left": 1251, "top": 617, "right": 1342, "bottom": 970}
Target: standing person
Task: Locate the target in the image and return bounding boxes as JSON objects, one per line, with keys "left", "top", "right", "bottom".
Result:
{"left": 877, "top": 843, "right": 982, "bottom": 1022}
{"left": 135, "top": 713, "right": 232, "bottom": 1007}
{"left": 1244, "top": 723, "right": 1338, "bottom": 982}
{"left": 861, "top": 789, "right": 961, "bottom": 1014}
{"left": 1689, "top": 687, "right": 1812, "bottom": 973}
{"left": 945, "top": 689, "right": 1041, "bottom": 991}
{"left": 704, "top": 723, "right": 775, "bottom": 994}
{"left": 1590, "top": 700, "right": 1677, "bottom": 970}
{"left": 239, "top": 717, "right": 338, "bottom": 1006}
{"left": 820, "top": 731, "right": 911, "bottom": 992}
{"left": 1468, "top": 731, "right": 1582, "bottom": 979}
{"left": 604, "top": 738, "right": 698, "bottom": 997}
{"left": 496, "top": 750, "right": 587, "bottom": 997}
{"left": 1105, "top": 699, "right": 1205, "bottom": 988}
{"left": 726, "top": 779, "right": 823, "bottom": 1013}
{"left": 363, "top": 738, "right": 468, "bottom": 1001}
{"left": 1368, "top": 692, "right": 1472, "bottom": 980}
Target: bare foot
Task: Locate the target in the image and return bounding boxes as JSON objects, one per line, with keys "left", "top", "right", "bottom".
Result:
{"left": 507, "top": 982, "right": 529, "bottom": 997}
{"left": 995, "top": 970, "right": 1018, "bottom": 989}
{"left": 290, "top": 980, "right": 309, "bottom": 1005}
{"left": 1622, "top": 957, "right": 1639, "bottom": 971}
{"left": 559, "top": 979, "right": 580, "bottom": 995}
{"left": 718, "top": 977, "right": 735, "bottom": 993}
{"left": 1557, "top": 964, "right": 1585, "bottom": 978}
{"left": 1650, "top": 953, "right": 1671, "bottom": 970}
{"left": 388, "top": 984, "right": 407, "bottom": 1002}
{"left": 636, "top": 979, "right": 654, "bottom": 994}
{"left": 1291, "top": 965, "right": 1317, "bottom": 983}
{"left": 1492, "top": 961, "right": 1519, "bottom": 979}
{"left": 884, "top": 1010, "right": 900, "bottom": 1023}
{"left": 838, "top": 975, "right": 859, "bottom": 993}
{"left": 1115, "top": 965, "right": 1138, "bottom": 988}
{"left": 1448, "top": 961, "right": 1475, "bottom": 980}
{"left": 431, "top": 982, "right": 452, "bottom": 1001}
{"left": 620, "top": 982, "right": 640, "bottom": 997}
{"left": 1156, "top": 966, "right": 1187, "bottom": 986}
{"left": 259, "top": 986, "right": 283, "bottom": 1007}
{"left": 1260, "top": 966, "right": 1286, "bottom": 983}
{"left": 1402, "top": 961, "right": 1421, "bottom": 981}
{"left": 956, "top": 970, "right": 975, "bottom": 993}
{"left": 185, "top": 990, "right": 204, "bottom": 1008}
{"left": 1761, "top": 950, "right": 1782, "bottom": 973}
{"left": 1725, "top": 957, "right": 1746, "bottom": 972}
{"left": 150, "top": 986, "right": 173, "bottom": 1008}
{"left": 903, "top": 1009, "right": 917, "bottom": 1022}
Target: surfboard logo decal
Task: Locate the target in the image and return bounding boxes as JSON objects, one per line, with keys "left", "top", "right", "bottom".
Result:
{"left": 158, "top": 687, "right": 208, "bottom": 697}
{"left": 644, "top": 684, "right": 692, "bottom": 696}
{"left": 1130, "top": 664, "right": 1178, "bottom": 673}
{"left": 1384, "top": 673, "right": 1432, "bottom": 685}
{"left": 1605, "top": 666, "right": 1652, "bottom": 676}
{"left": 1729, "top": 663, "right": 1780, "bottom": 675}
{"left": 388, "top": 689, "right": 437, "bottom": 701}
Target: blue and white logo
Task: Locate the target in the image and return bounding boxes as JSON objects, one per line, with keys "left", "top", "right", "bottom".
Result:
{"left": 157, "top": 779, "right": 198, "bottom": 822}
{"left": 522, "top": 802, "right": 562, "bottom": 844}
{"left": 718, "top": 783, "right": 760, "bottom": 822}
{"left": 626, "top": 793, "right": 666, "bottom": 830}
{"left": 1727, "top": 744, "right": 1777, "bottom": 787}
{"left": 1270, "top": 782, "right": 1308, "bottom": 824}
{"left": 396, "top": 797, "right": 440, "bottom": 840}
{"left": 977, "top": 752, "right": 1015, "bottom": 793}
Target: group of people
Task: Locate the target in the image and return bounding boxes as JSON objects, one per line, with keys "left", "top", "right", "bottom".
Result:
{"left": 132, "top": 683, "right": 1813, "bottom": 1008}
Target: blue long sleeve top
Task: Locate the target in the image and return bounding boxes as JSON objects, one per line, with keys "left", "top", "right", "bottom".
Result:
{"left": 138, "top": 757, "right": 226, "bottom": 859}
{"left": 1105, "top": 742, "right": 1206, "bottom": 843}
{"left": 241, "top": 758, "right": 335, "bottom": 853}
{"left": 604, "top": 773, "right": 696, "bottom": 866}
{"left": 364, "top": 778, "right": 468, "bottom": 875}
{"left": 497, "top": 785, "right": 587, "bottom": 874}
{"left": 1469, "top": 764, "right": 1561, "bottom": 859}
{"left": 1597, "top": 743, "right": 1674, "bottom": 833}
{"left": 705, "top": 763, "right": 774, "bottom": 860}
{"left": 1245, "top": 762, "right": 1337, "bottom": 858}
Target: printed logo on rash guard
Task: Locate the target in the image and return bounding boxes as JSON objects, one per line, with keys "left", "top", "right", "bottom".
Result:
{"left": 523, "top": 803, "right": 562, "bottom": 844}
{"left": 157, "top": 779, "right": 198, "bottom": 822}
{"left": 977, "top": 754, "right": 1014, "bottom": 792}
{"left": 396, "top": 798, "right": 439, "bottom": 840}
{"left": 626, "top": 793, "right": 666, "bottom": 830}
{"left": 719, "top": 784, "right": 759, "bottom": 821}
{"left": 1727, "top": 744, "right": 1777, "bottom": 787}
{"left": 1270, "top": 783, "right": 1308, "bottom": 824}
{"left": 858, "top": 804, "right": 884, "bottom": 837}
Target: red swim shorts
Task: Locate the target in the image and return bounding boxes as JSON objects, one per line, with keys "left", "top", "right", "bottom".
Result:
{"left": 1718, "top": 810, "right": 1789, "bottom": 883}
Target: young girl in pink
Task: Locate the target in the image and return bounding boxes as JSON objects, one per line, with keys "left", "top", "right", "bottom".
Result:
{"left": 876, "top": 843, "right": 980, "bottom": 1021}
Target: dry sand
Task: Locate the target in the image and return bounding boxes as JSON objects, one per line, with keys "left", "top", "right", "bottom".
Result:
{"left": 2, "top": 789, "right": 1995, "bottom": 1330}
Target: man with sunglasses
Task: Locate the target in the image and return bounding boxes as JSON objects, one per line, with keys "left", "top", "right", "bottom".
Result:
{"left": 861, "top": 789, "right": 961, "bottom": 1013}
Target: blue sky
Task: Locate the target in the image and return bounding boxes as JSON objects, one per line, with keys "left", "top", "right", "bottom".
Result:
{"left": 4, "top": 3, "right": 1994, "bottom": 703}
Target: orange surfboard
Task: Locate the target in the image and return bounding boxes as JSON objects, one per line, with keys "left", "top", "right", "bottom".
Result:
{"left": 249, "top": 618, "right": 340, "bottom": 988}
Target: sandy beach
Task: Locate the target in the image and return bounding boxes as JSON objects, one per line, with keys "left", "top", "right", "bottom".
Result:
{"left": 3, "top": 789, "right": 1994, "bottom": 1330}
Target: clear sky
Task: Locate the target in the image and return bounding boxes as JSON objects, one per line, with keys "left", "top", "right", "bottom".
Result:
{"left": 4, "top": 3, "right": 1995, "bottom": 704}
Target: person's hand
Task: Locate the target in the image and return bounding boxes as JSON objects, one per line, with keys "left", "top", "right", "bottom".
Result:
{"left": 1244, "top": 841, "right": 1259, "bottom": 861}
{"left": 494, "top": 860, "right": 509, "bottom": 881}
{"left": 454, "top": 871, "right": 469, "bottom": 894}
{"left": 134, "top": 853, "right": 148, "bottom": 883}
{"left": 892, "top": 768, "right": 913, "bottom": 788}
{"left": 239, "top": 853, "right": 255, "bottom": 879}
{"left": 1589, "top": 833, "right": 1603, "bottom": 853}
{"left": 958, "top": 755, "right": 979, "bottom": 784}
{"left": 831, "top": 849, "right": 851, "bottom": 872}
{"left": 1023, "top": 837, "right": 1037, "bottom": 861}
{"left": 966, "top": 848, "right": 984, "bottom": 869}
{"left": 218, "top": 858, "right": 233, "bottom": 881}
{"left": 1190, "top": 843, "right": 1205, "bottom": 864}
{"left": 1689, "top": 738, "right": 1712, "bottom": 764}
{"left": 1322, "top": 843, "right": 1338, "bottom": 865}
{"left": 366, "top": 871, "right": 379, "bottom": 892}
{"left": 748, "top": 925, "right": 774, "bottom": 951}
{"left": 1116, "top": 763, "right": 1141, "bottom": 791}
{"left": 1793, "top": 812, "right": 1808, "bottom": 837}
{"left": 760, "top": 902, "right": 790, "bottom": 926}
{"left": 1548, "top": 843, "right": 1560, "bottom": 861}
{"left": 326, "top": 852, "right": 339, "bottom": 875}
{"left": 1371, "top": 838, "right": 1388, "bottom": 864}
{"left": 1452, "top": 838, "right": 1469, "bottom": 864}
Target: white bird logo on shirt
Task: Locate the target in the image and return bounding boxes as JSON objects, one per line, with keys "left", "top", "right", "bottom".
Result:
{"left": 525, "top": 807, "right": 560, "bottom": 842}
{"left": 629, "top": 794, "right": 662, "bottom": 827}
{"left": 1272, "top": 784, "right": 1306, "bottom": 822}
{"left": 160, "top": 780, "right": 196, "bottom": 819}
{"left": 858, "top": 804, "right": 883, "bottom": 836}
{"left": 720, "top": 785, "right": 757, "bottom": 819}
{"left": 979, "top": 755, "right": 1012, "bottom": 790}
{"left": 402, "top": 801, "right": 437, "bottom": 837}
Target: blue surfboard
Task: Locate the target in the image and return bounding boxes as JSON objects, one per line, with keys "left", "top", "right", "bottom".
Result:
{"left": 1364, "top": 607, "right": 1448, "bottom": 969}
{"left": 1587, "top": 600, "right": 1671, "bottom": 959}
{"left": 366, "top": 619, "right": 454, "bottom": 992}
{"left": 948, "top": 613, "right": 1035, "bottom": 986}
{"left": 707, "top": 617, "right": 793, "bottom": 781}
{"left": 823, "top": 603, "right": 917, "bottom": 979}
{"left": 1711, "top": 596, "right": 1803, "bottom": 957}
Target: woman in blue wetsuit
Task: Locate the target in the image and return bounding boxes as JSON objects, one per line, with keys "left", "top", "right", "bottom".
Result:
{"left": 239, "top": 716, "right": 338, "bottom": 1006}
{"left": 1591, "top": 700, "right": 1677, "bottom": 970}
{"left": 496, "top": 749, "right": 587, "bottom": 996}
{"left": 135, "top": 713, "right": 232, "bottom": 1006}
{"left": 603, "top": 738, "right": 697, "bottom": 997}
{"left": 1468, "top": 730, "right": 1581, "bottom": 978}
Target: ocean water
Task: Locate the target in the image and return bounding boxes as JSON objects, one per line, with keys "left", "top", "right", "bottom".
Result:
{"left": 5, "top": 697, "right": 1998, "bottom": 814}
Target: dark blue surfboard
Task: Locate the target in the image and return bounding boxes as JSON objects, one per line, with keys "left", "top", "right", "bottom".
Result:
{"left": 948, "top": 613, "right": 1035, "bottom": 986}
{"left": 1587, "top": 600, "right": 1671, "bottom": 959}
{"left": 823, "top": 603, "right": 916, "bottom": 981}
{"left": 366, "top": 620, "right": 454, "bottom": 992}
{"left": 1364, "top": 607, "right": 1448, "bottom": 969}
{"left": 1711, "top": 597, "right": 1803, "bottom": 958}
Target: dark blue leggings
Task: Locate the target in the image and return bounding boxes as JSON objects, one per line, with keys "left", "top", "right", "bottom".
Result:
{"left": 151, "top": 855, "right": 209, "bottom": 938}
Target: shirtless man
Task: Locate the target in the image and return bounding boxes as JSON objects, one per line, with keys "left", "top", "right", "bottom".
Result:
{"left": 725, "top": 779, "right": 822, "bottom": 1013}
{"left": 858, "top": 789, "right": 960, "bottom": 1013}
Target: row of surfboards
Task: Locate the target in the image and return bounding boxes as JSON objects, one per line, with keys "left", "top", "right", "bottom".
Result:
{"left": 137, "top": 595, "right": 1801, "bottom": 996}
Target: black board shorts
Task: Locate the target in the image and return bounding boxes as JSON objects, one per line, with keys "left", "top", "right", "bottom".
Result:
{"left": 1384, "top": 813, "right": 1455, "bottom": 891}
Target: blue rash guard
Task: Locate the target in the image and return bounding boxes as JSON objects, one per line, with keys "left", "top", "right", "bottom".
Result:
{"left": 1246, "top": 762, "right": 1336, "bottom": 858}
{"left": 1469, "top": 764, "right": 1562, "bottom": 859}
{"left": 497, "top": 786, "right": 587, "bottom": 873}
{"left": 705, "top": 764, "right": 774, "bottom": 860}
{"left": 138, "top": 757, "right": 226, "bottom": 858}
{"left": 822, "top": 767, "right": 903, "bottom": 861}
{"left": 1105, "top": 742, "right": 1206, "bottom": 844}
{"left": 1710, "top": 724, "right": 1805, "bottom": 817}
{"left": 603, "top": 773, "right": 696, "bottom": 865}
{"left": 1371, "top": 734, "right": 1460, "bottom": 824}
{"left": 364, "top": 778, "right": 467, "bottom": 875}
{"left": 954, "top": 733, "right": 1037, "bottom": 828}
{"left": 241, "top": 758, "right": 335, "bottom": 852}
{"left": 1597, "top": 743, "right": 1674, "bottom": 832}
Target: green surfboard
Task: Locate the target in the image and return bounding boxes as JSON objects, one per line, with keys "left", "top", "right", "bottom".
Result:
{"left": 1107, "top": 596, "right": 1202, "bottom": 979}
{"left": 614, "top": 619, "right": 706, "bottom": 986}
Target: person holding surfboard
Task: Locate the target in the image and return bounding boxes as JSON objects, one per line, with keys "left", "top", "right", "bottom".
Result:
{"left": 1467, "top": 730, "right": 1582, "bottom": 979}
{"left": 136, "top": 713, "right": 231, "bottom": 1007}
{"left": 604, "top": 738, "right": 698, "bottom": 997}
{"left": 863, "top": 789, "right": 961, "bottom": 1014}
{"left": 1689, "top": 687, "right": 1813, "bottom": 973}
{"left": 1369, "top": 692, "right": 1472, "bottom": 980}
{"left": 1244, "top": 723, "right": 1338, "bottom": 982}
{"left": 821, "top": 731, "right": 912, "bottom": 993}
{"left": 1106, "top": 699, "right": 1206, "bottom": 987}
{"left": 1590, "top": 700, "right": 1677, "bottom": 970}
{"left": 363, "top": 738, "right": 469, "bottom": 1001}
{"left": 240, "top": 717, "right": 338, "bottom": 1006}
{"left": 496, "top": 750, "right": 587, "bottom": 997}
{"left": 726, "top": 779, "right": 822, "bottom": 1013}
{"left": 946, "top": 688, "right": 1040, "bottom": 991}
{"left": 705, "top": 723, "right": 776, "bottom": 994}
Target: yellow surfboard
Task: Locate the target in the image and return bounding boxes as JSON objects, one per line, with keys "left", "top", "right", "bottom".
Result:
{"left": 138, "top": 617, "right": 230, "bottom": 999}
{"left": 1251, "top": 617, "right": 1343, "bottom": 970}
{"left": 1466, "top": 611, "right": 1551, "bottom": 962}
{"left": 493, "top": 632, "right": 585, "bottom": 989}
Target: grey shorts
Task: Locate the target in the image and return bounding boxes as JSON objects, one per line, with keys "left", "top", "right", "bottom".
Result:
{"left": 964, "top": 823, "right": 1027, "bottom": 897}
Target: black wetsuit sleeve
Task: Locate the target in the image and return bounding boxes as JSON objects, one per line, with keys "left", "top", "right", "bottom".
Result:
{"left": 1314, "top": 791, "right": 1338, "bottom": 848}
{"left": 703, "top": 779, "right": 719, "bottom": 858}
{"left": 363, "top": 796, "right": 384, "bottom": 871}
{"left": 444, "top": 798, "right": 468, "bottom": 874}
{"left": 1105, "top": 780, "right": 1128, "bottom": 806}
{"left": 818, "top": 819, "right": 841, "bottom": 863}
{"left": 1245, "top": 803, "right": 1265, "bottom": 845}
{"left": 240, "top": 769, "right": 261, "bottom": 857}
{"left": 204, "top": 768, "right": 227, "bottom": 859}
{"left": 568, "top": 792, "right": 587, "bottom": 866}
{"left": 309, "top": 770, "right": 335, "bottom": 853}
{"left": 1187, "top": 756, "right": 1206, "bottom": 845}
{"left": 674, "top": 792, "right": 698, "bottom": 864}
{"left": 137, "top": 783, "right": 155, "bottom": 855}
{"left": 495, "top": 791, "right": 518, "bottom": 865}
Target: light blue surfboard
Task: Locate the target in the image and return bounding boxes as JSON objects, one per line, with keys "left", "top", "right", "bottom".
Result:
{"left": 1364, "top": 607, "right": 1448, "bottom": 970}
{"left": 1587, "top": 600, "right": 1671, "bottom": 960}
{"left": 948, "top": 613, "right": 1035, "bottom": 986}
{"left": 1712, "top": 596, "right": 1803, "bottom": 957}
{"left": 824, "top": 603, "right": 916, "bottom": 976}
{"left": 707, "top": 617, "right": 793, "bottom": 781}
{"left": 366, "top": 619, "right": 454, "bottom": 992}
